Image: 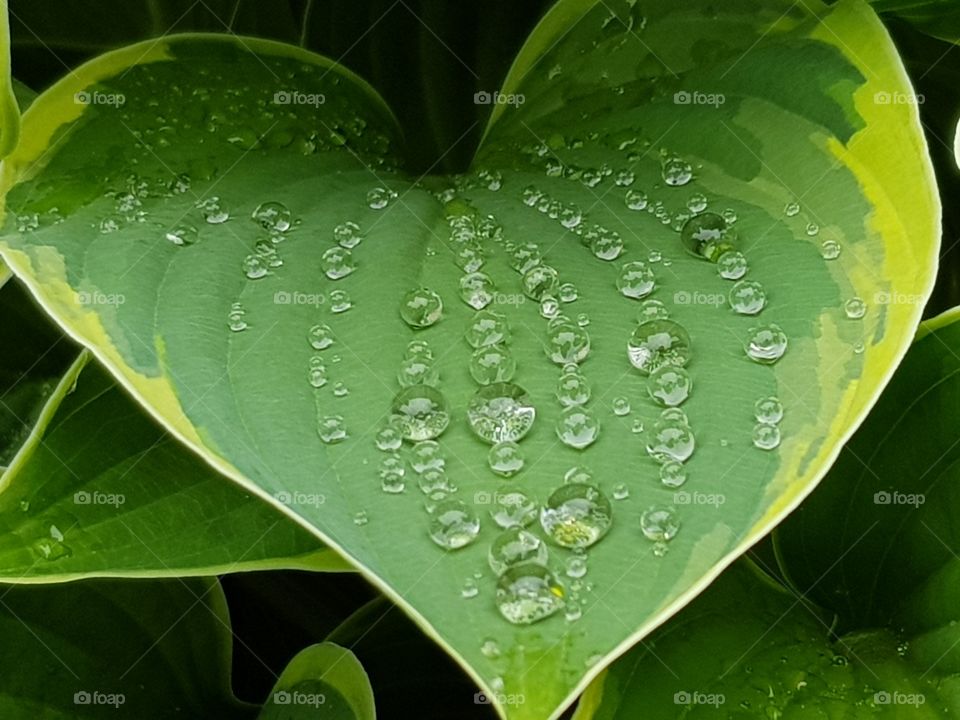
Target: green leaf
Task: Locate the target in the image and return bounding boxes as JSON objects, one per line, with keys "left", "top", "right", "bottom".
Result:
{"left": 0, "top": 0, "right": 19, "bottom": 157}
{"left": 0, "top": 576, "right": 254, "bottom": 717}
{"left": 871, "top": 0, "right": 960, "bottom": 42}
{"left": 259, "top": 643, "right": 375, "bottom": 720}
{"left": 0, "top": 1, "right": 939, "bottom": 717}
{"left": 571, "top": 562, "right": 954, "bottom": 719}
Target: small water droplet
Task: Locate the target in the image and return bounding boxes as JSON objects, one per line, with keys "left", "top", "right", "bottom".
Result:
{"left": 489, "top": 528, "right": 548, "bottom": 575}
{"left": 625, "top": 189, "right": 649, "bottom": 211}
{"left": 510, "top": 243, "right": 542, "bottom": 274}
{"left": 417, "top": 469, "right": 453, "bottom": 495}
{"left": 540, "top": 484, "right": 612, "bottom": 548}
{"left": 490, "top": 490, "right": 538, "bottom": 529}
{"left": 410, "top": 440, "right": 445, "bottom": 474}
{"left": 334, "top": 221, "right": 363, "bottom": 248}
{"left": 398, "top": 357, "right": 440, "bottom": 387}
{"left": 556, "top": 370, "right": 591, "bottom": 407}
{"left": 467, "top": 383, "right": 536, "bottom": 443}
{"left": 631, "top": 418, "right": 645, "bottom": 433}
{"left": 242, "top": 254, "right": 269, "bottom": 279}
{"left": 392, "top": 385, "right": 451, "bottom": 441}
{"left": 329, "top": 289, "right": 353, "bottom": 313}
{"left": 565, "top": 555, "right": 588, "bottom": 579}
{"left": 353, "top": 510, "right": 369, "bottom": 526}
{"left": 717, "top": 250, "right": 748, "bottom": 280}
{"left": 546, "top": 321, "right": 591, "bottom": 365}
{"left": 754, "top": 397, "right": 783, "bottom": 425}
{"left": 522, "top": 265, "right": 560, "bottom": 301}
{"left": 308, "top": 362, "right": 328, "bottom": 388}
{"left": 489, "top": 441, "right": 525, "bottom": 477}
{"left": 660, "top": 461, "right": 688, "bottom": 488}
{"left": 617, "top": 261, "right": 656, "bottom": 299}
{"left": 251, "top": 201, "right": 291, "bottom": 232}
{"left": 806, "top": 222, "right": 820, "bottom": 237}
{"left": 638, "top": 299, "right": 669, "bottom": 323}
{"left": 481, "top": 639, "right": 501, "bottom": 658}
{"left": 400, "top": 288, "right": 443, "bottom": 329}
{"left": 785, "top": 202, "right": 801, "bottom": 217}
{"left": 611, "top": 396, "right": 631, "bottom": 416}
{"left": 753, "top": 423, "right": 781, "bottom": 450}
{"left": 367, "top": 187, "right": 397, "bottom": 210}
{"left": 466, "top": 310, "right": 509, "bottom": 348}
{"left": 321, "top": 247, "right": 356, "bottom": 280}
{"left": 640, "top": 505, "right": 680, "bottom": 541}
{"left": 590, "top": 228, "right": 624, "bottom": 260}
{"left": 820, "top": 239, "right": 841, "bottom": 260}
{"left": 628, "top": 320, "right": 692, "bottom": 374}
{"left": 556, "top": 407, "right": 600, "bottom": 449}
{"left": 461, "top": 578, "right": 479, "bottom": 598}
{"left": 558, "top": 283, "right": 579, "bottom": 303}
{"left": 647, "top": 365, "right": 692, "bottom": 407}
{"left": 495, "top": 563, "right": 565, "bottom": 625}
{"left": 662, "top": 157, "right": 693, "bottom": 186}
{"left": 746, "top": 324, "right": 788, "bottom": 364}
{"left": 228, "top": 302, "right": 248, "bottom": 332}
{"left": 428, "top": 499, "right": 480, "bottom": 549}
{"left": 317, "top": 415, "right": 347, "bottom": 443}
{"left": 646, "top": 417, "right": 695, "bottom": 463}
{"left": 844, "top": 296, "right": 866, "bottom": 320}
{"left": 375, "top": 423, "right": 404, "bottom": 451}
{"left": 729, "top": 280, "right": 766, "bottom": 315}
{"left": 564, "top": 465, "right": 594, "bottom": 485}
{"left": 459, "top": 272, "right": 496, "bottom": 310}
{"left": 308, "top": 323, "right": 335, "bottom": 350}
{"left": 612, "top": 483, "right": 630, "bottom": 500}
{"left": 165, "top": 223, "right": 199, "bottom": 246}
{"left": 197, "top": 196, "right": 229, "bottom": 224}
{"left": 680, "top": 212, "right": 735, "bottom": 261}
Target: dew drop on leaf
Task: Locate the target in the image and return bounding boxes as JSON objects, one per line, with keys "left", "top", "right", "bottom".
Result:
{"left": 540, "top": 484, "right": 613, "bottom": 549}
{"left": 467, "top": 382, "right": 536, "bottom": 444}
{"left": 428, "top": 499, "right": 480, "bottom": 550}
{"left": 495, "top": 563, "right": 565, "bottom": 625}
{"left": 488, "top": 528, "right": 548, "bottom": 575}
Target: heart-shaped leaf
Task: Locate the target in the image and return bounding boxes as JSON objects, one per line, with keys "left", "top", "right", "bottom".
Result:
{"left": 0, "top": 0, "right": 939, "bottom": 716}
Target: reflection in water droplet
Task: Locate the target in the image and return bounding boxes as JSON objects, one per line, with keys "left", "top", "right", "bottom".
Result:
{"left": 559, "top": 283, "right": 579, "bottom": 303}
{"left": 612, "top": 397, "right": 631, "bottom": 416}
{"left": 469, "top": 345, "right": 517, "bottom": 385}
{"left": 489, "top": 441, "right": 525, "bottom": 477}
{"left": 648, "top": 365, "right": 692, "bottom": 407}
{"left": 410, "top": 440, "right": 445, "bottom": 474}
{"left": 628, "top": 320, "right": 692, "bottom": 374}
{"left": 467, "top": 383, "right": 536, "bottom": 443}
{"left": 375, "top": 423, "right": 404, "bottom": 451}
{"left": 321, "top": 247, "right": 356, "bottom": 280}
{"left": 540, "top": 484, "right": 613, "bottom": 549}
{"left": 197, "top": 196, "right": 229, "bottom": 224}
{"left": 398, "top": 357, "right": 439, "bottom": 387}
{"left": 617, "top": 261, "right": 656, "bottom": 299}
{"left": 522, "top": 265, "right": 559, "bottom": 301}
{"left": 717, "top": 250, "right": 748, "bottom": 280}
{"left": 391, "top": 385, "right": 451, "bottom": 441}
{"left": 564, "top": 465, "right": 594, "bottom": 485}
{"left": 646, "top": 418, "right": 695, "bottom": 463}
{"left": 680, "top": 212, "right": 735, "bottom": 261}
{"left": 367, "top": 187, "right": 397, "bottom": 210}
{"left": 461, "top": 578, "right": 479, "bottom": 598}
{"left": 417, "top": 469, "right": 453, "bottom": 495}
{"left": 844, "top": 297, "right": 866, "bottom": 320}
{"left": 308, "top": 363, "right": 328, "bottom": 388}
{"left": 495, "top": 563, "right": 565, "bottom": 625}
{"left": 820, "top": 239, "right": 841, "bottom": 260}
{"left": 687, "top": 194, "right": 708, "bottom": 213}
{"left": 242, "top": 254, "right": 269, "bottom": 279}
{"left": 489, "top": 528, "right": 548, "bottom": 575}
{"left": 660, "top": 461, "right": 688, "bottom": 488}
{"left": 400, "top": 287, "right": 443, "bottom": 328}
{"left": 556, "top": 371, "right": 591, "bottom": 407}
{"left": 466, "top": 310, "right": 509, "bottom": 348}
{"left": 640, "top": 505, "right": 680, "bottom": 541}
{"left": 754, "top": 396, "right": 783, "bottom": 425}
{"left": 459, "top": 272, "right": 496, "bottom": 310}
{"left": 806, "top": 222, "right": 820, "bottom": 237}
{"left": 662, "top": 157, "right": 693, "bottom": 186}
{"left": 317, "top": 415, "right": 347, "bottom": 443}
{"left": 251, "top": 201, "right": 291, "bottom": 232}
{"left": 490, "top": 490, "right": 538, "bottom": 529}
{"left": 228, "top": 302, "right": 248, "bottom": 332}
{"left": 566, "top": 555, "right": 588, "bottom": 579}
{"left": 428, "top": 499, "right": 480, "bottom": 549}
{"left": 334, "top": 221, "right": 363, "bottom": 248}
{"left": 165, "top": 224, "right": 199, "bottom": 246}
{"left": 625, "top": 189, "right": 649, "bottom": 211}
{"left": 556, "top": 407, "right": 600, "bottom": 449}
{"left": 753, "top": 423, "right": 781, "bottom": 450}
{"left": 510, "top": 243, "right": 542, "bottom": 274}
{"left": 308, "top": 323, "right": 335, "bottom": 350}
{"left": 746, "top": 324, "right": 788, "bottom": 364}
{"left": 729, "top": 280, "right": 766, "bottom": 315}
{"left": 329, "top": 289, "right": 353, "bottom": 313}
{"left": 638, "top": 299, "right": 670, "bottom": 323}
{"left": 546, "top": 321, "right": 591, "bottom": 365}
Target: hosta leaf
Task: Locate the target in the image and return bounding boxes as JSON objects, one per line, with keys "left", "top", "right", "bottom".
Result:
{"left": 0, "top": 576, "right": 254, "bottom": 717}
{"left": 871, "top": 0, "right": 960, "bottom": 42}
{"left": 0, "top": 0, "right": 939, "bottom": 717}
{"left": 259, "top": 643, "right": 375, "bottom": 720}
{"left": 0, "top": 0, "right": 17, "bottom": 157}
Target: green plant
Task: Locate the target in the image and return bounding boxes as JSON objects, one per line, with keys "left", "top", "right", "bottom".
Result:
{"left": 0, "top": 1, "right": 956, "bottom": 718}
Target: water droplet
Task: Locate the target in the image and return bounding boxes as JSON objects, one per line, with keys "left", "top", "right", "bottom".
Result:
{"left": 660, "top": 461, "right": 688, "bottom": 488}
{"left": 539, "top": 296, "right": 560, "bottom": 319}
{"left": 631, "top": 418, "right": 645, "bottom": 433}
{"left": 729, "top": 280, "right": 766, "bottom": 315}
{"left": 468, "top": 345, "right": 516, "bottom": 385}
{"left": 428, "top": 499, "right": 480, "bottom": 549}
{"left": 680, "top": 212, "right": 735, "bottom": 261}
{"left": 558, "top": 283, "right": 579, "bottom": 303}
{"left": 490, "top": 490, "right": 537, "bottom": 529}
{"left": 753, "top": 423, "right": 781, "bottom": 450}
{"left": 410, "top": 440, "right": 445, "bottom": 474}
{"left": 717, "top": 250, "right": 748, "bottom": 280}
{"left": 461, "top": 578, "right": 479, "bottom": 598}
{"left": 662, "top": 157, "right": 693, "bottom": 186}
{"left": 495, "top": 563, "right": 565, "bottom": 625}
{"left": 165, "top": 223, "right": 199, "bottom": 246}
{"left": 617, "top": 261, "right": 656, "bottom": 299}
{"left": 754, "top": 396, "right": 783, "bottom": 425}
{"left": 785, "top": 202, "right": 801, "bottom": 217}
{"left": 556, "top": 371, "right": 591, "bottom": 407}
{"left": 627, "top": 320, "right": 692, "bottom": 374}
{"left": 398, "top": 357, "right": 439, "bottom": 387}
{"left": 405, "top": 340, "right": 433, "bottom": 360}
{"left": 417, "top": 469, "right": 453, "bottom": 495}
{"left": 468, "top": 383, "right": 536, "bottom": 443}
{"left": 590, "top": 228, "right": 624, "bottom": 261}
{"left": 625, "top": 189, "right": 649, "bottom": 211}
{"left": 576, "top": 313, "right": 590, "bottom": 327}
{"left": 556, "top": 407, "right": 600, "bottom": 449}
{"left": 321, "top": 247, "right": 356, "bottom": 280}
{"left": 353, "top": 510, "right": 369, "bottom": 526}
{"left": 251, "top": 201, "right": 291, "bottom": 232}
{"left": 466, "top": 310, "right": 509, "bottom": 348}
{"left": 481, "top": 639, "right": 501, "bottom": 658}
{"left": 640, "top": 505, "right": 680, "bottom": 541}
{"left": 197, "top": 196, "right": 229, "bottom": 224}
{"left": 610, "top": 396, "right": 631, "bottom": 416}
{"left": 745, "top": 324, "right": 788, "bottom": 364}
{"left": 228, "top": 302, "right": 248, "bottom": 332}
{"left": 844, "top": 296, "right": 866, "bottom": 320}
{"left": 565, "top": 555, "right": 588, "bottom": 579}
{"left": 242, "top": 254, "right": 269, "bottom": 279}
{"left": 367, "top": 187, "right": 396, "bottom": 209}
{"left": 806, "top": 222, "right": 820, "bottom": 237}
{"left": 489, "top": 441, "right": 525, "bottom": 477}
{"left": 638, "top": 299, "right": 669, "bottom": 323}
{"left": 660, "top": 407, "right": 689, "bottom": 425}
{"left": 615, "top": 170, "right": 636, "bottom": 187}
{"left": 687, "top": 193, "right": 708, "bottom": 213}
{"left": 308, "top": 323, "right": 335, "bottom": 350}
{"left": 820, "top": 239, "right": 841, "bottom": 260}
{"left": 379, "top": 453, "right": 405, "bottom": 480}
{"left": 722, "top": 208, "right": 738, "bottom": 224}
{"left": 392, "top": 385, "right": 451, "bottom": 440}
{"left": 329, "top": 289, "right": 353, "bottom": 313}
{"left": 546, "top": 321, "right": 591, "bottom": 365}
{"left": 317, "top": 415, "right": 347, "bottom": 443}
{"left": 308, "top": 362, "right": 328, "bottom": 388}
{"left": 540, "top": 484, "right": 613, "bottom": 548}
{"left": 647, "top": 365, "right": 692, "bottom": 406}
{"left": 520, "top": 265, "right": 559, "bottom": 302}
{"left": 489, "top": 528, "right": 548, "bottom": 575}
{"left": 646, "top": 417, "right": 695, "bottom": 463}
{"left": 564, "top": 465, "right": 594, "bottom": 485}
{"left": 399, "top": 287, "right": 443, "bottom": 329}
{"left": 459, "top": 272, "right": 495, "bottom": 310}
{"left": 510, "top": 243, "right": 542, "bottom": 273}
{"left": 334, "top": 221, "right": 363, "bottom": 248}
{"left": 375, "top": 423, "right": 404, "bottom": 451}
{"left": 612, "top": 483, "right": 630, "bottom": 500}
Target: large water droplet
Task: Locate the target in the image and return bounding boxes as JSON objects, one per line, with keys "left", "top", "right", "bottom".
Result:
{"left": 646, "top": 417, "right": 695, "bottom": 462}
{"left": 729, "top": 280, "right": 766, "bottom": 315}
{"left": 428, "top": 499, "right": 480, "bottom": 549}
{"left": 745, "top": 324, "right": 788, "bottom": 364}
{"left": 466, "top": 310, "right": 509, "bottom": 348}
{"left": 467, "top": 383, "right": 536, "bottom": 444}
{"left": 392, "top": 385, "right": 450, "bottom": 440}
{"left": 617, "top": 261, "right": 656, "bottom": 299}
{"left": 540, "top": 484, "right": 613, "bottom": 549}
{"left": 648, "top": 365, "right": 692, "bottom": 406}
{"left": 680, "top": 212, "right": 735, "bottom": 261}
{"left": 470, "top": 346, "right": 517, "bottom": 385}
{"left": 489, "top": 529, "right": 548, "bottom": 575}
{"left": 522, "top": 265, "right": 560, "bottom": 301}
{"left": 251, "top": 201, "right": 291, "bottom": 232}
{"left": 495, "top": 563, "right": 565, "bottom": 625}
{"left": 556, "top": 407, "right": 600, "bottom": 449}
{"left": 400, "top": 287, "right": 443, "bottom": 328}
{"left": 628, "top": 320, "right": 692, "bottom": 374}
{"left": 546, "top": 321, "right": 591, "bottom": 365}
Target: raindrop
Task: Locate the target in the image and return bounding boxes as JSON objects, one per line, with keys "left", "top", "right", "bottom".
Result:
{"left": 495, "top": 563, "right": 565, "bottom": 625}
{"left": 417, "top": 469, "right": 453, "bottom": 495}
{"left": 367, "top": 187, "right": 396, "bottom": 210}
{"left": 556, "top": 407, "right": 600, "bottom": 449}
{"left": 540, "top": 296, "right": 560, "bottom": 319}
{"left": 165, "top": 224, "right": 199, "bottom": 246}
{"left": 490, "top": 490, "right": 538, "bottom": 529}
{"left": 646, "top": 417, "right": 695, "bottom": 463}
{"left": 308, "top": 323, "right": 335, "bottom": 350}
{"left": 625, "top": 189, "right": 649, "bottom": 211}
{"left": 251, "top": 201, "right": 291, "bottom": 232}
{"left": 631, "top": 419, "right": 645, "bottom": 434}
{"left": 745, "top": 324, "right": 788, "bottom": 364}
{"left": 410, "top": 440, "right": 445, "bottom": 474}
{"left": 612, "top": 483, "right": 630, "bottom": 500}
{"left": 459, "top": 272, "right": 496, "bottom": 310}
{"left": 540, "top": 484, "right": 613, "bottom": 549}
{"left": 398, "top": 357, "right": 440, "bottom": 387}
{"left": 844, "top": 297, "right": 866, "bottom": 320}
{"left": 308, "top": 363, "right": 328, "bottom": 388}
{"left": 717, "top": 250, "right": 748, "bottom": 280}
{"left": 428, "top": 499, "right": 480, "bottom": 549}
{"left": 461, "top": 578, "right": 479, "bottom": 599}
{"left": 489, "top": 441, "right": 525, "bottom": 477}
{"left": 197, "top": 196, "right": 229, "bottom": 224}
{"left": 564, "top": 466, "right": 594, "bottom": 485}
{"left": 467, "top": 382, "right": 536, "bottom": 443}
{"left": 617, "top": 261, "right": 656, "bottom": 299}
{"left": 565, "top": 555, "right": 588, "bottom": 579}
{"left": 375, "top": 423, "right": 404, "bottom": 451}
{"left": 612, "top": 397, "right": 631, "bottom": 416}
{"left": 729, "top": 280, "right": 766, "bottom": 315}
{"left": 400, "top": 288, "right": 443, "bottom": 328}
{"left": 647, "top": 365, "right": 692, "bottom": 407}
{"left": 321, "top": 247, "right": 356, "bottom": 280}
{"left": 590, "top": 228, "right": 624, "bottom": 260}
{"left": 334, "top": 221, "right": 363, "bottom": 248}
{"left": 806, "top": 222, "right": 820, "bottom": 237}
{"left": 242, "top": 254, "right": 269, "bottom": 279}
{"left": 638, "top": 299, "right": 670, "bottom": 323}
{"left": 510, "top": 243, "right": 542, "bottom": 274}
{"left": 660, "top": 408, "right": 689, "bottom": 425}
{"left": 754, "top": 396, "right": 783, "bottom": 425}
{"left": 481, "top": 639, "right": 501, "bottom": 658}
{"left": 489, "top": 528, "right": 548, "bottom": 575}
{"left": 785, "top": 202, "right": 801, "bottom": 217}
{"left": 353, "top": 510, "right": 369, "bottom": 526}
{"left": 546, "top": 321, "right": 591, "bottom": 365}
{"left": 660, "top": 461, "right": 687, "bottom": 488}
{"left": 687, "top": 194, "right": 708, "bottom": 213}
{"left": 391, "top": 385, "right": 451, "bottom": 441}
{"left": 753, "top": 423, "right": 781, "bottom": 450}
{"left": 329, "top": 289, "right": 353, "bottom": 313}
{"left": 466, "top": 310, "right": 510, "bottom": 348}
{"left": 469, "top": 345, "right": 517, "bottom": 385}
{"left": 680, "top": 212, "right": 735, "bottom": 261}
{"left": 627, "top": 320, "right": 692, "bottom": 374}
{"left": 556, "top": 370, "right": 591, "bottom": 407}
{"left": 640, "top": 505, "right": 680, "bottom": 541}
{"left": 559, "top": 283, "right": 579, "bottom": 303}
{"left": 228, "top": 302, "right": 248, "bottom": 332}
{"left": 405, "top": 340, "right": 433, "bottom": 360}
{"left": 662, "top": 157, "right": 693, "bottom": 186}
{"left": 820, "top": 239, "right": 841, "bottom": 260}
{"left": 317, "top": 415, "right": 347, "bottom": 444}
